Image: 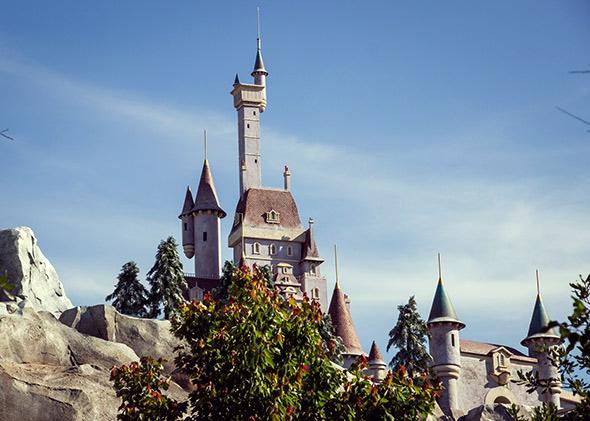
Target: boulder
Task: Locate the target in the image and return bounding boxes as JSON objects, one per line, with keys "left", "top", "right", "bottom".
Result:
{"left": 461, "top": 404, "right": 530, "bottom": 421}
{"left": 0, "top": 227, "right": 73, "bottom": 316}
{"left": 0, "top": 360, "right": 188, "bottom": 421}
{"left": 0, "top": 306, "right": 138, "bottom": 369}
{"left": 60, "top": 304, "right": 180, "bottom": 373}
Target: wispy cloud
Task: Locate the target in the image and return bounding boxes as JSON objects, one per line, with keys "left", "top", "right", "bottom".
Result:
{"left": 1, "top": 50, "right": 587, "bottom": 357}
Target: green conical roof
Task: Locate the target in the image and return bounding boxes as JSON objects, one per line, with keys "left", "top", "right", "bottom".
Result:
{"left": 427, "top": 279, "right": 464, "bottom": 327}
{"left": 522, "top": 294, "right": 559, "bottom": 344}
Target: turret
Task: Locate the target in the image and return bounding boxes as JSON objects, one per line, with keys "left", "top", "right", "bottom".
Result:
{"left": 191, "top": 158, "right": 226, "bottom": 279}
{"left": 251, "top": 8, "right": 268, "bottom": 98}
{"left": 366, "top": 341, "right": 387, "bottom": 382}
{"left": 328, "top": 246, "right": 364, "bottom": 367}
{"left": 427, "top": 255, "right": 465, "bottom": 417}
{"left": 179, "top": 186, "right": 195, "bottom": 258}
{"left": 521, "top": 271, "right": 561, "bottom": 407}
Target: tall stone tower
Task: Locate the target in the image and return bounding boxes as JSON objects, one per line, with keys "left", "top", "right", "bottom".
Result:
{"left": 427, "top": 259, "right": 465, "bottom": 417}
{"left": 227, "top": 20, "right": 328, "bottom": 310}
{"left": 179, "top": 155, "right": 226, "bottom": 299}
{"left": 521, "top": 273, "right": 562, "bottom": 407}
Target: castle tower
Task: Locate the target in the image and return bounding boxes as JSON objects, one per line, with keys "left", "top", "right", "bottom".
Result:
{"left": 366, "top": 341, "right": 387, "bottom": 382}
{"left": 427, "top": 256, "right": 465, "bottom": 416}
{"left": 521, "top": 271, "right": 562, "bottom": 407}
{"left": 231, "top": 16, "right": 267, "bottom": 196}
{"left": 179, "top": 135, "right": 227, "bottom": 291}
{"left": 227, "top": 17, "right": 328, "bottom": 310}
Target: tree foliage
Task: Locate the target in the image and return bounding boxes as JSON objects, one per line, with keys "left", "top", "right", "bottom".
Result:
{"left": 387, "top": 296, "right": 431, "bottom": 376}
{"left": 106, "top": 261, "right": 149, "bottom": 317}
{"left": 147, "top": 237, "right": 187, "bottom": 319}
{"left": 110, "top": 356, "right": 187, "bottom": 420}
{"left": 112, "top": 264, "right": 440, "bottom": 420}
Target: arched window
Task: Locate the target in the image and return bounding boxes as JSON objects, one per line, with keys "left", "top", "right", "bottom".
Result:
{"left": 253, "top": 242, "right": 261, "bottom": 255}
{"left": 499, "top": 353, "right": 506, "bottom": 367}
{"left": 269, "top": 243, "right": 277, "bottom": 255}
{"left": 312, "top": 288, "right": 320, "bottom": 299}
{"left": 310, "top": 264, "right": 316, "bottom": 275}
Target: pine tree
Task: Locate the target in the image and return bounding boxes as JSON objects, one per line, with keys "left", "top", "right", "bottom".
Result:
{"left": 147, "top": 236, "right": 187, "bottom": 319}
{"left": 105, "top": 261, "right": 149, "bottom": 317}
{"left": 387, "top": 295, "right": 431, "bottom": 376}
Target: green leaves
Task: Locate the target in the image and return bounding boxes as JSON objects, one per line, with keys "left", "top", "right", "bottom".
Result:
{"left": 113, "top": 263, "right": 439, "bottom": 420}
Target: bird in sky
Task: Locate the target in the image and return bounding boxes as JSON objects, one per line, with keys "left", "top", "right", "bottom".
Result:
{"left": 0, "top": 129, "right": 14, "bottom": 141}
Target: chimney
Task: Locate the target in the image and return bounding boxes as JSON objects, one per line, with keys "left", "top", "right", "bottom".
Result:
{"left": 283, "top": 165, "right": 291, "bottom": 191}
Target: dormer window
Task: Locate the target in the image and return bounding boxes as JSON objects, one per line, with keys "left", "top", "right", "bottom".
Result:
{"left": 281, "top": 266, "right": 289, "bottom": 274}
{"left": 265, "top": 210, "right": 280, "bottom": 224}
{"left": 253, "top": 242, "right": 261, "bottom": 255}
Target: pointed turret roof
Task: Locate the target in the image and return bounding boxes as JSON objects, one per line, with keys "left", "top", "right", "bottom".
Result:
{"left": 179, "top": 186, "right": 194, "bottom": 218}
{"left": 191, "top": 160, "right": 226, "bottom": 218}
{"left": 302, "top": 218, "right": 322, "bottom": 261}
{"left": 252, "top": 35, "right": 268, "bottom": 75}
{"left": 328, "top": 283, "right": 364, "bottom": 356}
{"left": 427, "top": 278, "right": 465, "bottom": 328}
{"left": 521, "top": 294, "right": 559, "bottom": 345}
{"left": 234, "top": 73, "right": 240, "bottom": 85}
{"left": 368, "top": 341, "right": 385, "bottom": 366}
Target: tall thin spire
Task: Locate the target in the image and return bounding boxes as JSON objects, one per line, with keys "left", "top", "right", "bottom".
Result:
{"left": 536, "top": 269, "right": 540, "bottom": 296}
{"left": 334, "top": 244, "right": 340, "bottom": 289}
{"left": 438, "top": 253, "right": 442, "bottom": 281}
{"left": 204, "top": 129, "right": 208, "bottom": 161}
{"left": 257, "top": 6, "right": 261, "bottom": 51}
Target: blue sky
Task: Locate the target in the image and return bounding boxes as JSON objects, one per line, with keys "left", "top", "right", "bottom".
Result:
{"left": 1, "top": 1, "right": 589, "bottom": 360}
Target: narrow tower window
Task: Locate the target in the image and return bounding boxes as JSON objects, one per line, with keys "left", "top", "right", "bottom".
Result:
{"left": 287, "top": 246, "right": 293, "bottom": 256}
{"left": 247, "top": 124, "right": 250, "bottom": 128}
{"left": 253, "top": 110, "right": 256, "bottom": 116}
{"left": 312, "top": 288, "right": 320, "bottom": 299}
{"left": 184, "top": 223, "right": 187, "bottom": 230}
{"left": 451, "top": 333, "right": 455, "bottom": 347}
{"left": 203, "top": 232, "right": 208, "bottom": 242}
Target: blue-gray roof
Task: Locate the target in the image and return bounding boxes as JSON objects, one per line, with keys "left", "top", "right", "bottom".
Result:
{"left": 427, "top": 279, "right": 464, "bottom": 327}
{"left": 522, "top": 294, "right": 559, "bottom": 344}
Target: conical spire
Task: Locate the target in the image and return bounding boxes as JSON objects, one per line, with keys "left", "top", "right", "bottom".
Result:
{"left": 192, "top": 160, "right": 226, "bottom": 218}
{"left": 368, "top": 341, "right": 385, "bottom": 365}
{"left": 328, "top": 282, "right": 364, "bottom": 356}
{"left": 302, "top": 217, "right": 320, "bottom": 260}
{"left": 179, "top": 186, "right": 194, "bottom": 217}
{"left": 252, "top": 7, "right": 268, "bottom": 76}
{"left": 234, "top": 73, "right": 240, "bottom": 85}
{"left": 427, "top": 255, "right": 465, "bottom": 328}
{"left": 521, "top": 272, "right": 559, "bottom": 345}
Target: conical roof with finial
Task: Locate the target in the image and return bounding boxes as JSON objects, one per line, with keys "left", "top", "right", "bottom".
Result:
{"left": 253, "top": 48, "right": 266, "bottom": 74}
{"left": 427, "top": 278, "right": 465, "bottom": 328}
{"left": 179, "top": 186, "right": 194, "bottom": 218}
{"left": 328, "top": 283, "right": 364, "bottom": 356}
{"left": 521, "top": 294, "right": 559, "bottom": 345}
{"left": 368, "top": 341, "right": 385, "bottom": 366}
{"left": 191, "top": 160, "right": 226, "bottom": 218}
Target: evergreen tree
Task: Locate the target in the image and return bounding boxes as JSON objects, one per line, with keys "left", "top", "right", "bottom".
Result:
{"left": 106, "top": 261, "right": 149, "bottom": 317}
{"left": 387, "top": 295, "right": 431, "bottom": 376}
{"left": 146, "top": 236, "right": 187, "bottom": 319}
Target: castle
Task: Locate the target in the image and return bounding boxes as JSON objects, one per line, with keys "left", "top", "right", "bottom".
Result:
{"left": 177, "top": 28, "right": 576, "bottom": 418}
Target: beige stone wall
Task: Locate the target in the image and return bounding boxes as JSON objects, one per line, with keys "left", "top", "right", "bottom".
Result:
{"left": 458, "top": 354, "right": 541, "bottom": 411}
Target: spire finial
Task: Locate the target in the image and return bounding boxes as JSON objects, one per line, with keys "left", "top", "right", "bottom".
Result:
{"left": 334, "top": 244, "right": 340, "bottom": 289}
{"left": 438, "top": 253, "right": 442, "bottom": 282}
{"left": 204, "top": 129, "right": 208, "bottom": 161}
{"left": 256, "top": 6, "right": 261, "bottom": 50}
{"left": 536, "top": 269, "right": 540, "bottom": 296}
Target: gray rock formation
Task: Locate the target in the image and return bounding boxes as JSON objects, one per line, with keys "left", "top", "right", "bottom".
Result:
{"left": 60, "top": 304, "right": 180, "bottom": 373}
{"left": 0, "top": 227, "right": 73, "bottom": 316}
{"left": 461, "top": 404, "right": 530, "bottom": 421}
{"left": 0, "top": 305, "right": 187, "bottom": 420}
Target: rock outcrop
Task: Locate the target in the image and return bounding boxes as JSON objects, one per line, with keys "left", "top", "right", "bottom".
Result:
{"left": 0, "top": 227, "right": 73, "bottom": 316}
{"left": 60, "top": 304, "right": 180, "bottom": 373}
{"left": 461, "top": 404, "right": 531, "bottom": 421}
